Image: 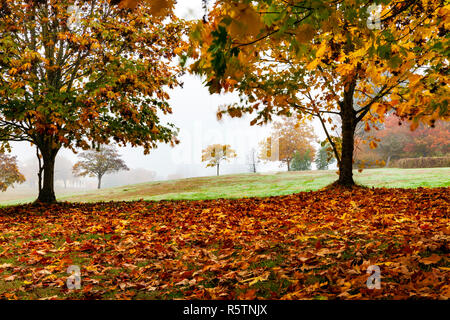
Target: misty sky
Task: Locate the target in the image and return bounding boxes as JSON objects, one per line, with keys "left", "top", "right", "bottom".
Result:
{"left": 8, "top": 0, "right": 332, "bottom": 186}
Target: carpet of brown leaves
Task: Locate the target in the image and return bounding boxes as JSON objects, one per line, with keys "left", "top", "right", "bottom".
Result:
{"left": 0, "top": 187, "right": 448, "bottom": 300}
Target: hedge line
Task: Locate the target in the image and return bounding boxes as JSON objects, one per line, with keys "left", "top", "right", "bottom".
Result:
{"left": 393, "top": 156, "right": 450, "bottom": 168}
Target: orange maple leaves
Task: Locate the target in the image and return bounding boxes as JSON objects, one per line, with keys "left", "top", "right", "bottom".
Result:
{"left": 0, "top": 187, "right": 448, "bottom": 299}
{"left": 117, "top": 0, "right": 175, "bottom": 17}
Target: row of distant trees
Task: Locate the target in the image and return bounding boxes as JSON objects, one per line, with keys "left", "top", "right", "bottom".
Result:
{"left": 1, "top": 146, "right": 156, "bottom": 191}
{"left": 2, "top": 115, "right": 447, "bottom": 190}
{"left": 202, "top": 114, "right": 449, "bottom": 176}
{"left": 202, "top": 117, "right": 336, "bottom": 175}
{"left": 355, "top": 114, "right": 450, "bottom": 168}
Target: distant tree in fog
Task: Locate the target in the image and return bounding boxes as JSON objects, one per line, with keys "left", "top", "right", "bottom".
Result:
{"left": 73, "top": 146, "right": 129, "bottom": 189}
{"left": 21, "top": 157, "right": 39, "bottom": 188}
{"left": 55, "top": 157, "right": 74, "bottom": 188}
{"left": 246, "top": 148, "right": 260, "bottom": 173}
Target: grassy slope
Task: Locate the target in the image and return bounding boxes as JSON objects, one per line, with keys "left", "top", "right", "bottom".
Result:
{"left": 1, "top": 167, "right": 449, "bottom": 206}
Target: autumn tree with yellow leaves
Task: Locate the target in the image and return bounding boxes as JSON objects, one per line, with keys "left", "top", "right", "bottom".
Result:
{"left": 190, "top": 0, "right": 449, "bottom": 186}
{"left": 0, "top": 153, "right": 25, "bottom": 191}
{"left": 202, "top": 144, "right": 237, "bottom": 176}
{"left": 0, "top": 0, "right": 187, "bottom": 202}
{"left": 259, "top": 118, "right": 316, "bottom": 171}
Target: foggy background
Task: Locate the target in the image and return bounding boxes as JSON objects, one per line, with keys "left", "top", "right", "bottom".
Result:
{"left": 3, "top": 0, "right": 331, "bottom": 196}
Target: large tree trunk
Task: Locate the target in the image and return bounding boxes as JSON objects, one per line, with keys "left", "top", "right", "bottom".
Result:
{"left": 37, "top": 145, "right": 59, "bottom": 203}
{"left": 338, "top": 116, "right": 355, "bottom": 186}
{"left": 287, "top": 160, "right": 290, "bottom": 171}
{"left": 337, "top": 82, "right": 357, "bottom": 187}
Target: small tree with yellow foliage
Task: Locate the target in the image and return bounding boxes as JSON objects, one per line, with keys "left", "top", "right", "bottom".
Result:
{"left": 202, "top": 144, "right": 237, "bottom": 176}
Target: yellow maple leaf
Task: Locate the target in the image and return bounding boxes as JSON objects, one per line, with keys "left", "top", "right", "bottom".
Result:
{"left": 295, "top": 24, "right": 315, "bottom": 43}
{"left": 306, "top": 58, "right": 320, "bottom": 70}
{"left": 228, "top": 3, "right": 263, "bottom": 38}
{"left": 350, "top": 47, "right": 366, "bottom": 59}
{"left": 149, "top": 0, "right": 174, "bottom": 18}
{"left": 372, "top": 103, "right": 387, "bottom": 115}
{"left": 91, "top": 42, "right": 100, "bottom": 50}
{"left": 119, "top": 0, "right": 138, "bottom": 9}
{"left": 22, "top": 63, "right": 32, "bottom": 70}
{"left": 9, "top": 68, "right": 18, "bottom": 75}
{"left": 336, "top": 63, "right": 354, "bottom": 76}
{"left": 315, "top": 44, "right": 327, "bottom": 59}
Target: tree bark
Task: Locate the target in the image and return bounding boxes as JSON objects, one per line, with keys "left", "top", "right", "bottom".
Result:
{"left": 97, "top": 175, "right": 102, "bottom": 189}
{"left": 216, "top": 163, "right": 220, "bottom": 176}
{"left": 337, "top": 81, "right": 357, "bottom": 187}
{"left": 37, "top": 145, "right": 58, "bottom": 203}
{"left": 287, "top": 160, "right": 290, "bottom": 171}
{"left": 338, "top": 114, "right": 355, "bottom": 186}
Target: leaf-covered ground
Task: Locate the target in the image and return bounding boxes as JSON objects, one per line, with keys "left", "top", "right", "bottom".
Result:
{"left": 0, "top": 187, "right": 448, "bottom": 300}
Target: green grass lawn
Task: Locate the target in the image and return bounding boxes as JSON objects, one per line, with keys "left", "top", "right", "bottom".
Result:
{"left": 2, "top": 167, "right": 449, "bottom": 206}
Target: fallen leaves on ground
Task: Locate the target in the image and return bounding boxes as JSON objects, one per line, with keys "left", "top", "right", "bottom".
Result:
{"left": 0, "top": 187, "right": 448, "bottom": 300}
